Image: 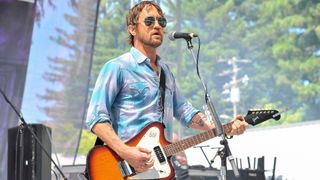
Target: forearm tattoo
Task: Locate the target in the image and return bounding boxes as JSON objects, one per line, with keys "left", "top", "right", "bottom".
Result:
{"left": 190, "top": 112, "right": 210, "bottom": 127}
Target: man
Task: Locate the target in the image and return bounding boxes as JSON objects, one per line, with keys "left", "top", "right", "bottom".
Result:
{"left": 86, "top": 0, "right": 247, "bottom": 176}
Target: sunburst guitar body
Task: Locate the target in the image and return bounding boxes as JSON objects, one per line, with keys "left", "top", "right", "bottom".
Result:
{"left": 86, "top": 109, "right": 280, "bottom": 180}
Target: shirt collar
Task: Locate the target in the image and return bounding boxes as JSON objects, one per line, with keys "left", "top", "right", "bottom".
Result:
{"left": 130, "top": 47, "right": 162, "bottom": 65}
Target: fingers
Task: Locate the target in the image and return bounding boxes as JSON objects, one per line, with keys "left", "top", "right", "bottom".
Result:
{"left": 133, "top": 147, "right": 154, "bottom": 172}
{"left": 228, "top": 115, "right": 248, "bottom": 136}
{"left": 138, "top": 147, "right": 152, "bottom": 154}
{"left": 235, "top": 114, "right": 245, "bottom": 121}
{"left": 139, "top": 147, "right": 154, "bottom": 166}
{"left": 144, "top": 158, "right": 155, "bottom": 169}
{"left": 135, "top": 156, "right": 155, "bottom": 172}
{"left": 138, "top": 147, "right": 152, "bottom": 161}
{"left": 231, "top": 121, "right": 246, "bottom": 134}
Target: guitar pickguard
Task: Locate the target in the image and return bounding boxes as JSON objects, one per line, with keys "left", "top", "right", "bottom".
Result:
{"left": 129, "top": 127, "right": 171, "bottom": 179}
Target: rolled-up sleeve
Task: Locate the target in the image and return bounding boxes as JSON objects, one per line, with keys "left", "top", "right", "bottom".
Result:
{"left": 172, "top": 79, "right": 200, "bottom": 127}
{"left": 86, "top": 61, "right": 122, "bottom": 131}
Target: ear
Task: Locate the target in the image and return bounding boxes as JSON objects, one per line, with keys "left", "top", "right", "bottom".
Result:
{"left": 128, "top": 24, "right": 137, "bottom": 36}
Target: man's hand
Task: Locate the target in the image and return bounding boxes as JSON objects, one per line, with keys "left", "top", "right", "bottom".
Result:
{"left": 92, "top": 123, "right": 154, "bottom": 173}
{"left": 120, "top": 146, "right": 155, "bottom": 173}
{"left": 226, "top": 115, "right": 248, "bottom": 136}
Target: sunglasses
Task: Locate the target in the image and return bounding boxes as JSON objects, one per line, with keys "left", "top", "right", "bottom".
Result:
{"left": 143, "top": 16, "right": 167, "bottom": 28}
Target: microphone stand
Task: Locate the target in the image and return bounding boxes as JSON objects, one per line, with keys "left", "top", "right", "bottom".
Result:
{"left": 185, "top": 38, "right": 240, "bottom": 180}
{"left": 0, "top": 89, "right": 68, "bottom": 180}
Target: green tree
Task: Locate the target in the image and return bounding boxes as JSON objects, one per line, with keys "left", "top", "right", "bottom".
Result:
{"left": 91, "top": 0, "right": 130, "bottom": 83}
{"left": 164, "top": 0, "right": 320, "bottom": 131}
{"left": 38, "top": 0, "right": 99, "bottom": 153}
{"left": 78, "top": 0, "right": 131, "bottom": 154}
{"left": 78, "top": 129, "right": 96, "bottom": 155}
{"left": 234, "top": 0, "right": 320, "bottom": 124}
{"left": 86, "top": 0, "right": 320, "bottom": 139}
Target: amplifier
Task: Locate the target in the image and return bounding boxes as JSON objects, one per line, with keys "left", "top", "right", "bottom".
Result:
{"left": 8, "top": 124, "right": 52, "bottom": 180}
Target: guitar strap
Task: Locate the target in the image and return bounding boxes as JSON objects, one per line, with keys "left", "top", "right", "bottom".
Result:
{"left": 159, "top": 68, "right": 166, "bottom": 119}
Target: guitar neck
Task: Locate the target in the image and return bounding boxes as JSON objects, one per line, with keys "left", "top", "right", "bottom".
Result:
{"left": 164, "top": 123, "right": 232, "bottom": 157}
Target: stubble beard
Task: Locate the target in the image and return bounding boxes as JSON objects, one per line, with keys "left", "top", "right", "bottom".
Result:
{"left": 138, "top": 34, "right": 163, "bottom": 48}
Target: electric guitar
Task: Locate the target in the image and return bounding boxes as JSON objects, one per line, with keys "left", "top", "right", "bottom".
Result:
{"left": 86, "top": 109, "right": 280, "bottom": 180}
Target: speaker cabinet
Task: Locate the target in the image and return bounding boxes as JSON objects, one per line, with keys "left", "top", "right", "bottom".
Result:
{"left": 8, "top": 124, "right": 52, "bottom": 180}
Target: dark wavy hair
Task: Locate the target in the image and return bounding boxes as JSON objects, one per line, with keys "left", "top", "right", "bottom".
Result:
{"left": 126, "top": 1, "right": 165, "bottom": 46}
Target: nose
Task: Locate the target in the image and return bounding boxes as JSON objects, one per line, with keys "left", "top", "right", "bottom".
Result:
{"left": 153, "top": 20, "right": 161, "bottom": 27}
{"left": 153, "top": 20, "right": 162, "bottom": 28}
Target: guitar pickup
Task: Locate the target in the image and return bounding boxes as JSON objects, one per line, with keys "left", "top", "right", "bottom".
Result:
{"left": 154, "top": 146, "right": 166, "bottom": 163}
{"left": 118, "top": 160, "right": 134, "bottom": 177}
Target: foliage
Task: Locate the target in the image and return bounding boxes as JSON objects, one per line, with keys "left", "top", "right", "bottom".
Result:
{"left": 88, "top": 0, "right": 320, "bottom": 138}
{"left": 78, "top": 129, "right": 96, "bottom": 155}
{"left": 38, "top": 0, "right": 98, "bottom": 153}
{"left": 91, "top": 0, "right": 130, "bottom": 84}
{"left": 39, "top": 0, "right": 320, "bottom": 153}
{"left": 77, "top": 0, "right": 131, "bottom": 153}
{"left": 160, "top": 0, "right": 320, "bottom": 135}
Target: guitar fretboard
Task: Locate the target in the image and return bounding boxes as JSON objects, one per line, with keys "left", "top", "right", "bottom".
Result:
{"left": 163, "top": 123, "right": 233, "bottom": 157}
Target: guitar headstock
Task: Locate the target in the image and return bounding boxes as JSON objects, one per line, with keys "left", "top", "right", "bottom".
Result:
{"left": 244, "top": 109, "right": 281, "bottom": 126}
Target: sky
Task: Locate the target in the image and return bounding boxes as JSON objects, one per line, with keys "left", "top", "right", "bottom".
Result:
{"left": 21, "top": 0, "right": 74, "bottom": 123}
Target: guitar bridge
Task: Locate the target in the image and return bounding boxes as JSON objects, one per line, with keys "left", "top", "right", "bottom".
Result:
{"left": 118, "top": 160, "right": 134, "bottom": 177}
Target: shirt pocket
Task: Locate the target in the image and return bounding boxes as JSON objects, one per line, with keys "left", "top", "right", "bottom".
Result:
{"left": 127, "top": 82, "right": 150, "bottom": 100}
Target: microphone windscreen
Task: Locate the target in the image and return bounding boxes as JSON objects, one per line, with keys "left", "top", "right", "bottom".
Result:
{"left": 168, "top": 31, "right": 176, "bottom": 41}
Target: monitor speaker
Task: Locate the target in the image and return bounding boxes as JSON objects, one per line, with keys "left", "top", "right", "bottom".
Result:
{"left": 8, "top": 124, "right": 52, "bottom": 180}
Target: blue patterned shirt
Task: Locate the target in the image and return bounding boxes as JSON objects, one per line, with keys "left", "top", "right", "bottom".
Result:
{"left": 86, "top": 47, "right": 200, "bottom": 142}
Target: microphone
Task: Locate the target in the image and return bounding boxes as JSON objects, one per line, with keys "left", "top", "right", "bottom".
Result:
{"left": 169, "top": 31, "right": 198, "bottom": 41}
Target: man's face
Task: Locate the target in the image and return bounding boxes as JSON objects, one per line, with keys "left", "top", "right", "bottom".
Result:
{"left": 134, "top": 5, "right": 165, "bottom": 48}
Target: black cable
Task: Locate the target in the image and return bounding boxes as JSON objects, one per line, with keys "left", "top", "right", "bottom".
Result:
{"left": 198, "top": 37, "right": 208, "bottom": 98}
{"left": 193, "top": 36, "right": 209, "bottom": 101}
{"left": 45, "top": 125, "right": 61, "bottom": 169}
{"left": 52, "top": 169, "right": 59, "bottom": 180}
{"left": 195, "top": 36, "right": 201, "bottom": 78}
